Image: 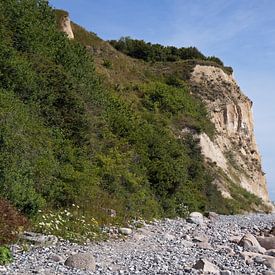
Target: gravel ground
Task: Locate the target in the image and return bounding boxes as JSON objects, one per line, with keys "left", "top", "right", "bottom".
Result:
{"left": 2, "top": 213, "right": 275, "bottom": 274}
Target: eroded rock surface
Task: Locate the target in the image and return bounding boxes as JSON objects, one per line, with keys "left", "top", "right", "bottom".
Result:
{"left": 191, "top": 65, "right": 271, "bottom": 205}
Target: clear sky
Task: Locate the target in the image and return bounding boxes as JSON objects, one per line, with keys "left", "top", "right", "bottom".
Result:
{"left": 49, "top": 0, "right": 275, "bottom": 201}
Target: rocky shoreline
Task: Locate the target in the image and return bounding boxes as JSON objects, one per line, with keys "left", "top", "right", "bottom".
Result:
{"left": 1, "top": 213, "right": 275, "bottom": 274}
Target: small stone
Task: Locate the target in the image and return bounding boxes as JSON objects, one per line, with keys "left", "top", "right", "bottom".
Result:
{"left": 220, "top": 271, "right": 232, "bottom": 275}
{"left": 119, "top": 228, "right": 132, "bottom": 235}
{"left": 64, "top": 252, "right": 96, "bottom": 271}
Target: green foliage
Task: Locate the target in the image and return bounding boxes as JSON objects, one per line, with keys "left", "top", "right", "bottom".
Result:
{"left": 33, "top": 206, "right": 102, "bottom": 243}
{"left": 0, "top": 0, "right": 264, "bottom": 240}
{"left": 0, "top": 246, "right": 12, "bottom": 265}
{"left": 109, "top": 37, "right": 223, "bottom": 65}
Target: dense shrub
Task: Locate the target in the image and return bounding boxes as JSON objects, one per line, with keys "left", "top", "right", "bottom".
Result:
{"left": 109, "top": 37, "right": 224, "bottom": 66}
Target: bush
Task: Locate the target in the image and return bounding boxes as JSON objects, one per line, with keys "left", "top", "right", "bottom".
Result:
{"left": 0, "top": 246, "right": 12, "bottom": 265}
{"left": 0, "top": 198, "right": 28, "bottom": 245}
{"left": 109, "top": 37, "right": 224, "bottom": 66}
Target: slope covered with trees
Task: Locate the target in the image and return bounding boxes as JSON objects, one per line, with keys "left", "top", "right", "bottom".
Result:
{"left": 0, "top": 0, "right": 264, "bottom": 243}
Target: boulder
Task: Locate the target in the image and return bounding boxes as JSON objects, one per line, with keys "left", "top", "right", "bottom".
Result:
{"left": 119, "top": 227, "right": 132, "bottom": 235}
{"left": 64, "top": 252, "right": 96, "bottom": 271}
{"left": 239, "top": 233, "right": 266, "bottom": 254}
{"left": 240, "top": 251, "right": 275, "bottom": 270}
{"left": 264, "top": 257, "right": 275, "bottom": 271}
{"left": 193, "top": 259, "right": 219, "bottom": 274}
{"left": 257, "top": 236, "right": 275, "bottom": 250}
{"left": 270, "top": 226, "right": 275, "bottom": 236}
{"left": 187, "top": 212, "right": 204, "bottom": 225}
{"left": 206, "top": 211, "right": 219, "bottom": 221}
{"left": 21, "top": 232, "right": 58, "bottom": 246}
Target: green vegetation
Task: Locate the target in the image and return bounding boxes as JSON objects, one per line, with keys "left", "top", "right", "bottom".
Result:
{"left": 33, "top": 205, "right": 102, "bottom": 243}
{"left": 0, "top": 246, "right": 12, "bottom": 265}
{"left": 109, "top": 37, "right": 223, "bottom": 64}
{"left": 0, "top": 0, "right": 265, "bottom": 243}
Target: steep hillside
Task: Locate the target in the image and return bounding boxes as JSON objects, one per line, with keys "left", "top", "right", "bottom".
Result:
{"left": 0, "top": 0, "right": 272, "bottom": 243}
{"left": 57, "top": 11, "right": 273, "bottom": 212}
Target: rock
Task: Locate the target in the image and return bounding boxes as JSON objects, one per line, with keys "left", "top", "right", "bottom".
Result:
{"left": 193, "top": 258, "right": 219, "bottom": 274}
{"left": 192, "top": 234, "right": 208, "bottom": 243}
{"left": 187, "top": 212, "right": 204, "bottom": 225}
{"left": 163, "top": 233, "right": 175, "bottom": 241}
{"left": 263, "top": 257, "right": 275, "bottom": 271}
{"left": 257, "top": 236, "right": 275, "bottom": 250}
{"left": 241, "top": 251, "right": 275, "bottom": 270}
{"left": 239, "top": 233, "right": 266, "bottom": 254}
{"left": 119, "top": 228, "right": 132, "bottom": 235}
{"left": 197, "top": 242, "right": 213, "bottom": 250}
{"left": 254, "top": 256, "right": 265, "bottom": 264}
{"left": 266, "top": 249, "right": 275, "bottom": 257}
{"left": 49, "top": 254, "right": 64, "bottom": 262}
{"left": 220, "top": 271, "right": 231, "bottom": 275}
{"left": 0, "top": 266, "right": 7, "bottom": 272}
{"left": 181, "top": 239, "right": 194, "bottom": 247}
{"left": 206, "top": 211, "right": 219, "bottom": 221}
{"left": 217, "top": 245, "right": 235, "bottom": 256}
{"left": 21, "top": 232, "right": 58, "bottom": 246}
{"left": 64, "top": 252, "right": 96, "bottom": 271}
{"left": 270, "top": 226, "right": 275, "bottom": 236}
{"left": 229, "top": 235, "right": 242, "bottom": 243}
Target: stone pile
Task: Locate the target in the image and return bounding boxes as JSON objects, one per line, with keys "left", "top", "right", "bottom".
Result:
{"left": 1, "top": 213, "right": 275, "bottom": 274}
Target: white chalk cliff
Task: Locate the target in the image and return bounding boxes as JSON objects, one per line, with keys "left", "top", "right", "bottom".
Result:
{"left": 190, "top": 65, "right": 270, "bottom": 203}
{"left": 60, "top": 14, "right": 74, "bottom": 39}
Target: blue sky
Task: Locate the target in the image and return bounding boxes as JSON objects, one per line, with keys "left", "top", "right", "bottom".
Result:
{"left": 50, "top": 0, "right": 275, "bottom": 201}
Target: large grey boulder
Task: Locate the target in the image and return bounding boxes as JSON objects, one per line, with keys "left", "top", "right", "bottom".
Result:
{"left": 64, "top": 252, "right": 96, "bottom": 271}
{"left": 256, "top": 236, "right": 275, "bottom": 250}
{"left": 239, "top": 233, "right": 266, "bottom": 254}
{"left": 187, "top": 212, "right": 204, "bottom": 225}
{"left": 193, "top": 258, "right": 219, "bottom": 273}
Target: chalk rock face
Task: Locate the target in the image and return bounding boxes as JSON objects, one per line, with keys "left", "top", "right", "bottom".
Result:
{"left": 60, "top": 15, "right": 74, "bottom": 39}
{"left": 191, "top": 65, "right": 270, "bottom": 202}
